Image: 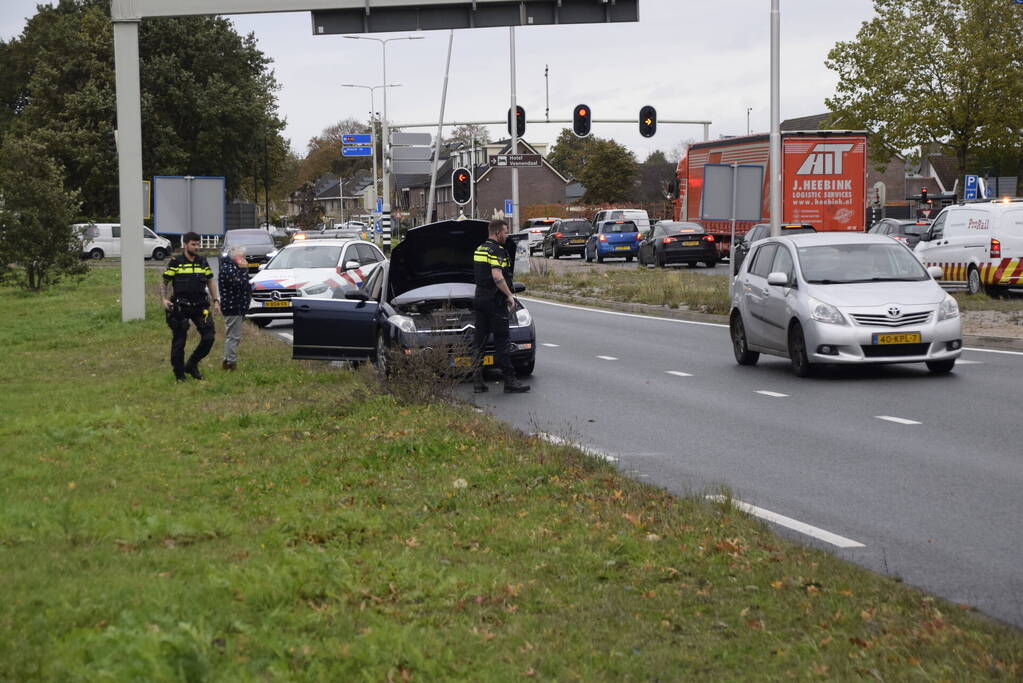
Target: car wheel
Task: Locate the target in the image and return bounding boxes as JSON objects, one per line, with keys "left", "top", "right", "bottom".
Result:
{"left": 596, "top": 249, "right": 604, "bottom": 263}
{"left": 552, "top": 244, "right": 560, "bottom": 259}
{"left": 926, "top": 359, "right": 956, "bottom": 374}
{"left": 788, "top": 321, "right": 815, "bottom": 377}
{"left": 151, "top": 247, "right": 167, "bottom": 261}
{"left": 252, "top": 318, "right": 271, "bottom": 328}
{"left": 730, "top": 312, "right": 759, "bottom": 366}
{"left": 966, "top": 266, "right": 981, "bottom": 295}
{"left": 656, "top": 251, "right": 666, "bottom": 268}
{"left": 625, "top": 255, "right": 633, "bottom": 262}
{"left": 686, "top": 262, "right": 696, "bottom": 268}
{"left": 374, "top": 332, "right": 391, "bottom": 378}
{"left": 89, "top": 248, "right": 104, "bottom": 260}
{"left": 704, "top": 260, "right": 717, "bottom": 268}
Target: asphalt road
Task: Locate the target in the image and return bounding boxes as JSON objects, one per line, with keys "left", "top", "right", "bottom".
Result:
{"left": 528, "top": 253, "right": 732, "bottom": 277}
{"left": 460, "top": 297, "right": 1023, "bottom": 629}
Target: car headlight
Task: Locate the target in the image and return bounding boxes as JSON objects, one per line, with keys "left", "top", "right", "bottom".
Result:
{"left": 808, "top": 296, "right": 847, "bottom": 325}
{"left": 302, "top": 283, "right": 329, "bottom": 296}
{"left": 388, "top": 314, "right": 416, "bottom": 334}
{"left": 514, "top": 308, "right": 532, "bottom": 327}
{"left": 937, "top": 294, "right": 959, "bottom": 321}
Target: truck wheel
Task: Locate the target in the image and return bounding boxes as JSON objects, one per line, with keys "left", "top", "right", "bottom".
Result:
{"left": 966, "top": 266, "right": 981, "bottom": 295}
{"left": 730, "top": 312, "right": 759, "bottom": 366}
{"left": 788, "top": 321, "right": 815, "bottom": 377}
{"left": 89, "top": 248, "right": 104, "bottom": 260}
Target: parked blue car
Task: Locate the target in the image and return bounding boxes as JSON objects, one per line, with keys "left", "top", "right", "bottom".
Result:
{"left": 584, "top": 220, "right": 641, "bottom": 263}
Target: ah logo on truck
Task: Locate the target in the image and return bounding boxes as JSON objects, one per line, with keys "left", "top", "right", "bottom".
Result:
{"left": 796, "top": 143, "right": 855, "bottom": 175}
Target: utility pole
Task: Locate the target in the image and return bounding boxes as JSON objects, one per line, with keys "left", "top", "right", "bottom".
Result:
{"left": 509, "top": 26, "right": 519, "bottom": 232}
{"left": 769, "top": 0, "right": 781, "bottom": 237}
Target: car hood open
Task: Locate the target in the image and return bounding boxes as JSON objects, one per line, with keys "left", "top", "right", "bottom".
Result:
{"left": 390, "top": 219, "right": 517, "bottom": 298}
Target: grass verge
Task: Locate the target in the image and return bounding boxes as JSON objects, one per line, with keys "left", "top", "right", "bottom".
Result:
{"left": 1, "top": 267, "right": 1021, "bottom": 680}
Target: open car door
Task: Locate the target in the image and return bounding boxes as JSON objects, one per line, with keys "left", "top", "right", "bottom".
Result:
{"left": 292, "top": 295, "right": 378, "bottom": 361}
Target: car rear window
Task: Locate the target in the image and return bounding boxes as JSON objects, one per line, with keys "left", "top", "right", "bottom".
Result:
{"left": 603, "top": 221, "right": 637, "bottom": 233}
{"left": 559, "top": 221, "right": 590, "bottom": 232}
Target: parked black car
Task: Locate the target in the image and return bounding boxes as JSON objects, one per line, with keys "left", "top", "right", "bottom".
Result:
{"left": 867, "top": 218, "right": 932, "bottom": 249}
{"left": 638, "top": 221, "right": 717, "bottom": 268}
{"left": 542, "top": 219, "right": 592, "bottom": 258}
{"left": 733, "top": 223, "right": 816, "bottom": 274}
{"left": 292, "top": 219, "right": 536, "bottom": 376}
{"left": 221, "top": 229, "right": 279, "bottom": 274}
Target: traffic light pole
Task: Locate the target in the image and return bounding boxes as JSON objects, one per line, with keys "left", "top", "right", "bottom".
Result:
{"left": 426, "top": 30, "right": 454, "bottom": 224}
{"left": 509, "top": 26, "right": 519, "bottom": 232}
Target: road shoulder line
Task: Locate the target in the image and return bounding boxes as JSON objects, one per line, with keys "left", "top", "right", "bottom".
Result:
{"left": 706, "top": 495, "right": 865, "bottom": 548}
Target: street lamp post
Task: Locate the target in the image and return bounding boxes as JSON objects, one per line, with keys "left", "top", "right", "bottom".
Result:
{"left": 746, "top": 107, "right": 753, "bottom": 136}
{"left": 341, "top": 82, "right": 401, "bottom": 236}
{"left": 344, "top": 35, "right": 424, "bottom": 244}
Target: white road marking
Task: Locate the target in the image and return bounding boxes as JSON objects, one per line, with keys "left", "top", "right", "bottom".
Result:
{"left": 665, "top": 371, "right": 693, "bottom": 377}
{"left": 875, "top": 415, "right": 921, "bottom": 425}
{"left": 596, "top": 355, "right": 618, "bottom": 361}
{"left": 706, "top": 495, "right": 865, "bottom": 549}
{"left": 532, "top": 432, "right": 618, "bottom": 463}
{"left": 755, "top": 390, "right": 788, "bottom": 398}
{"left": 519, "top": 296, "right": 729, "bottom": 328}
{"left": 278, "top": 332, "right": 293, "bottom": 342}
{"left": 962, "top": 346, "right": 1023, "bottom": 356}
{"left": 955, "top": 359, "right": 982, "bottom": 365}
{"left": 541, "top": 343, "right": 559, "bottom": 348}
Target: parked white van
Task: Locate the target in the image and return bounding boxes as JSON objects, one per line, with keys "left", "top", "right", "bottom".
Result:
{"left": 75, "top": 223, "right": 172, "bottom": 261}
{"left": 913, "top": 199, "right": 1023, "bottom": 294}
{"left": 591, "top": 208, "right": 651, "bottom": 234}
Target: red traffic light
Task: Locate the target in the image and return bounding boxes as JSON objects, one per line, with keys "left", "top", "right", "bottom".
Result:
{"left": 573, "top": 103, "right": 592, "bottom": 138}
{"left": 507, "top": 105, "right": 526, "bottom": 137}
{"left": 452, "top": 167, "right": 472, "bottom": 205}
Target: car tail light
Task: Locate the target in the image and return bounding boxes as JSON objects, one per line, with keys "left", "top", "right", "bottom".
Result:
{"left": 991, "top": 238, "right": 1001, "bottom": 258}
{"left": 599, "top": 234, "right": 607, "bottom": 242}
{"left": 553, "top": 232, "right": 562, "bottom": 239}
{"left": 635, "top": 232, "right": 642, "bottom": 240}
{"left": 662, "top": 237, "right": 674, "bottom": 244}
{"left": 702, "top": 235, "right": 715, "bottom": 243}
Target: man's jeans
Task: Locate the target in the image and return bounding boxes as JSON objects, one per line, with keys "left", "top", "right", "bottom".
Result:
{"left": 223, "top": 315, "right": 245, "bottom": 363}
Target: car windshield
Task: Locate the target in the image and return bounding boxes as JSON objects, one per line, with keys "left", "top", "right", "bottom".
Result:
{"left": 902, "top": 223, "right": 930, "bottom": 235}
{"left": 266, "top": 245, "right": 342, "bottom": 270}
{"left": 225, "top": 230, "right": 274, "bottom": 246}
{"left": 604, "top": 221, "right": 637, "bottom": 233}
{"left": 666, "top": 224, "right": 704, "bottom": 235}
{"left": 798, "top": 243, "right": 930, "bottom": 284}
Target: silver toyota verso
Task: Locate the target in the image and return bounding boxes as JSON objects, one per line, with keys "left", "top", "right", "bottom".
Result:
{"left": 729, "top": 233, "right": 962, "bottom": 376}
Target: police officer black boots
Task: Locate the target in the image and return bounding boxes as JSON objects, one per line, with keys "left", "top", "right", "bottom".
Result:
{"left": 504, "top": 376, "right": 530, "bottom": 393}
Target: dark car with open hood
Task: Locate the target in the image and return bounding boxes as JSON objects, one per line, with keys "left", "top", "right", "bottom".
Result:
{"left": 291, "top": 219, "right": 537, "bottom": 376}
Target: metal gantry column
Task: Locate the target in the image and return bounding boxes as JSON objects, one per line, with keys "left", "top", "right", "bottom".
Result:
{"left": 509, "top": 26, "right": 519, "bottom": 232}
{"left": 769, "top": 0, "right": 781, "bottom": 237}
{"left": 112, "top": 15, "right": 145, "bottom": 321}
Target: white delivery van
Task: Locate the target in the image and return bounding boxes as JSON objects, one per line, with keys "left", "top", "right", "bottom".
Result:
{"left": 913, "top": 199, "right": 1023, "bottom": 294}
{"left": 591, "top": 208, "right": 651, "bottom": 235}
{"left": 76, "top": 223, "right": 172, "bottom": 261}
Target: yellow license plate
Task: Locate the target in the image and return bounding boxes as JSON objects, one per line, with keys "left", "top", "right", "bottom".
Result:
{"left": 570, "top": 239, "right": 586, "bottom": 244}
{"left": 682, "top": 241, "right": 700, "bottom": 246}
{"left": 872, "top": 332, "right": 921, "bottom": 345}
{"left": 263, "top": 300, "right": 291, "bottom": 308}
{"left": 452, "top": 355, "right": 493, "bottom": 367}
{"left": 615, "top": 245, "right": 631, "bottom": 251}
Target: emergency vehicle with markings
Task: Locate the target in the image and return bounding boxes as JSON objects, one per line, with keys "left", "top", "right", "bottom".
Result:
{"left": 913, "top": 198, "right": 1023, "bottom": 295}
{"left": 672, "top": 131, "right": 869, "bottom": 258}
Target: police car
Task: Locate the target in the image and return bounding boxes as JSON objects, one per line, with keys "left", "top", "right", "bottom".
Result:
{"left": 247, "top": 239, "right": 385, "bottom": 327}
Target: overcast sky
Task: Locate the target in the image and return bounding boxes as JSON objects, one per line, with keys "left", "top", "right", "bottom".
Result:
{"left": 1, "top": 1, "right": 877, "bottom": 160}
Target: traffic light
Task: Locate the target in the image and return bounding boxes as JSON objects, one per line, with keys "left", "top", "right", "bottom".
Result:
{"left": 639, "top": 105, "right": 657, "bottom": 138}
{"left": 573, "top": 104, "right": 592, "bottom": 138}
{"left": 920, "top": 187, "right": 929, "bottom": 203}
{"left": 452, "top": 167, "right": 472, "bottom": 205}
{"left": 507, "top": 105, "right": 526, "bottom": 137}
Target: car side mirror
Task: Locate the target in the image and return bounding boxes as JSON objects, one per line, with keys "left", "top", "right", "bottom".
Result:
{"left": 767, "top": 272, "right": 790, "bottom": 286}
{"left": 344, "top": 289, "right": 370, "bottom": 301}
{"left": 927, "top": 266, "right": 943, "bottom": 279}
{"left": 512, "top": 282, "right": 526, "bottom": 294}
{"left": 344, "top": 260, "right": 360, "bottom": 271}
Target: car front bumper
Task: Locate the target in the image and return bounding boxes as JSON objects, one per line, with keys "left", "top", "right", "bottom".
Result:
{"left": 802, "top": 316, "right": 963, "bottom": 364}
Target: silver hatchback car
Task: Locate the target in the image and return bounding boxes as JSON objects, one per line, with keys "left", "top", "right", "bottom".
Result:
{"left": 729, "top": 233, "right": 962, "bottom": 376}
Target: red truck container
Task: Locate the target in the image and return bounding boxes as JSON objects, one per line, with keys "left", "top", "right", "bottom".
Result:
{"left": 672, "top": 131, "right": 868, "bottom": 257}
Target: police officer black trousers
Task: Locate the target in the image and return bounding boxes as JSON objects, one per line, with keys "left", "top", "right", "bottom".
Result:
{"left": 166, "top": 298, "right": 215, "bottom": 378}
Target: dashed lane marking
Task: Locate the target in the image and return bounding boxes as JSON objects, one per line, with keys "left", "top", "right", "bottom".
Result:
{"left": 532, "top": 433, "right": 618, "bottom": 463}
{"left": 755, "top": 390, "right": 789, "bottom": 398}
{"left": 955, "top": 359, "right": 982, "bottom": 365}
{"left": 962, "top": 346, "right": 1023, "bottom": 356}
{"left": 706, "top": 495, "right": 865, "bottom": 549}
{"left": 541, "top": 343, "right": 559, "bottom": 348}
{"left": 665, "top": 371, "right": 693, "bottom": 377}
{"left": 596, "top": 355, "right": 618, "bottom": 361}
{"left": 278, "top": 332, "right": 293, "bottom": 342}
{"left": 875, "top": 415, "right": 921, "bottom": 425}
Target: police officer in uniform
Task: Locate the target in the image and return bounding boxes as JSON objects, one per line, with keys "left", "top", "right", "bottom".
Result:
{"left": 472, "top": 219, "right": 529, "bottom": 394}
{"left": 161, "top": 231, "right": 220, "bottom": 381}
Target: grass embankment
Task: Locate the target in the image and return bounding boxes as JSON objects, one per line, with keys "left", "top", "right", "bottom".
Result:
{"left": 522, "top": 265, "right": 732, "bottom": 315}
{"left": 1, "top": 268, "right": 1021, "bottom": 680}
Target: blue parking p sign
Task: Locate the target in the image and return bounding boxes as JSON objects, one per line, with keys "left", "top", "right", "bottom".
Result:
{"left": 964, "top": 174, "right": 978, "bottom": 200}
{"left": 504, "top": 199, "right": 513, "bottom": 215}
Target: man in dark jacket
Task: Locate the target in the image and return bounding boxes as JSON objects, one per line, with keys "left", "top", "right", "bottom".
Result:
{"left": 161, "top": 232, "right": 220, "bottom": 381}
{"left": 219, "top": 245, "right": 253, "bottom": 371}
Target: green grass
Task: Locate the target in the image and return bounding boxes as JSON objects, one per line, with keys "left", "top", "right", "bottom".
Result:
{"left": 1, "top": 267, "right": 1022, "bottom": 680}
{"left": 952, "top": 291, "right": 1023, "bottom": 314}
{"left": 522, "top": 266, "right": 731, "bottom": 315}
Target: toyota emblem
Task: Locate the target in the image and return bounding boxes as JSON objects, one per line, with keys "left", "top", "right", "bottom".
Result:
{"left": 886, "top": 305, "right": 901, "bottom": 318}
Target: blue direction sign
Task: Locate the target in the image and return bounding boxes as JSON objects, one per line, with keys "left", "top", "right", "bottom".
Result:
{"left": 342, "top": 134, "right": 373, "bottom": 145}
{"left": 376, "top": 197, "right": 383, "bottom": 213}
{"left": 964, "top": 174, "right": 978, "bottom": 200}
{"left": 504, "top": 199, "right": 513, "bottom": 215}
{"left": 342, "top": 146, "right": 373, "bottom": 157}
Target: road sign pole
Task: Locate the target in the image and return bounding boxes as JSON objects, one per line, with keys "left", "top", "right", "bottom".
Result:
{"left": 509, "top": 26, "right": 519, "bottom": 232}
{"left": 427, "top": 30, "right": 454, "bottom": 224}
{"left": 769, "top": 0, "right": 781, "bottom": 238}
{"left": 381, "top": 42, "right": 392, "bottom": 243}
